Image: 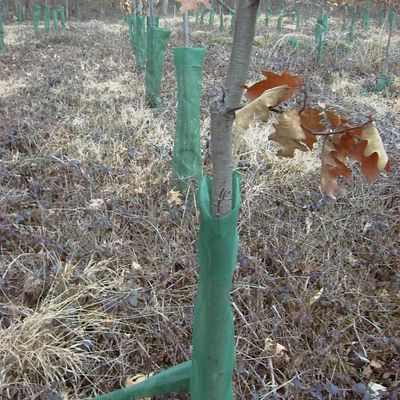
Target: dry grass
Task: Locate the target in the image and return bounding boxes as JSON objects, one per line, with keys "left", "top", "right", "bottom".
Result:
{"left": 0, "top": 10, "right": 399, "bottom": 400}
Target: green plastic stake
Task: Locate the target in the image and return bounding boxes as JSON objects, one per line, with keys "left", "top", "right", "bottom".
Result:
{"left": 60, "top": 6, "right": 65, "bottom": 28}
{"left": 172, "top": 47, "right": 205, "bottom": 191}
{"left": 34, "top": 4, "right": 41, "bottom": 34}
{"left": 145, "top": 27, "right": 171, "bottom": 108}
{"left": 219, "top": 5, "right": 224, "bottom": 32}
{"left": 209, "top": 4, "right": 215, "bottom": 26}
{"left": 77, "top": 7, "right": 81, "bottom": 22}
{"left": 44, "top": 5, "right": 50, "bottom": 32}
{"left": 93, "top": 361, "right": 191, "bottom": 400}
{"left": 0, "top": 11, "right": 4, "bottom": 53}
{"left": 53, "top": 9, "right": 59, "bottom": 32}
{"left": 190, "top": 173, "right": 241, "bottom": 400}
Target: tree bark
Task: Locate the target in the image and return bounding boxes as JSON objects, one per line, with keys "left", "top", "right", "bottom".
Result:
{"left": 211, "top": 0, "right": 259, "bottom": 217}
{"left": 162, "top": 0, "right": 168, "bottom": 16}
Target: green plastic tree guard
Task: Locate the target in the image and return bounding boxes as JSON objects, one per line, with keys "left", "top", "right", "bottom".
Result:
{"left": 77, "top": 7, "right": 81, "bottom": 22}
{"left": 295, "top": 7, "right": 301, "bottom": 30}
{"left": 44, "top": 5, "right": 50, "bottom": 32}
{"left": 145, "top": 27, "right": 171, "bottom": 108}
{"left": 53, "top": 9, "right": 59, "bottom": 32}
{"left": 172, "top": 47, "right": 205, "bottom": 191}
{"left": 60, "top": 6, "right": 65, "bottom": 28}
{"left": 230, "top": 10, "right": 236, "bottom": 34}
{"left": 134, "top": 16, "right": 146, "bottom": 68}
{"left": 92, "top": 361, "right": 191, "bottom": 400}
{"left": 17, "top": 5, "right": 25, "bottom": 23}
{"left": 200, "top": 4, "right": 205, "bottom": 24}
{"left": 91, "top": 174, "right": 241, "bottom": 400}
{"left": 146, "top": 16, "right": 160, "bottom": 60}
{"left": 190, "top": 173, "right": 240, "bottom": 400}
{"left": 209, "top": 5, "right": 215, "bottom": 26}
{"left": 315, "top": 14, "right": 328, "bottom": 64}
{"left": 34, "top": 4, "right": 41, "bottom": 34}
{"left": 0, "top": 11, "right": 4, "bottom": 53}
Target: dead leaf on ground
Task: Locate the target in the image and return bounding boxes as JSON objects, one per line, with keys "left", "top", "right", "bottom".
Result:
{"left": 168, "top": 189, "right": 183, "bottom": 206}
{"left": 264, "top": 338, "right": 287, "bottom": 357}
{"left": 308, "top": 287, "right": 324, "bottom": 306}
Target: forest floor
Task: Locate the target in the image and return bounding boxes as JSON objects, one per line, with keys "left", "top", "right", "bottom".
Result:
{"left": 0, "top": 11, "right": 399, "bottom": 400}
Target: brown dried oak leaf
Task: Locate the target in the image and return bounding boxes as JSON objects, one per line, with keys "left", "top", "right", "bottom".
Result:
{"left": 244, "top": 71, "right": 302, "bottom": 103}
{"left": 269, "top": 109, "right": 308, "bottom": 157}
{"left": 349, "top": 122, "right": 391, "bottom": 182}
{"left": 235, "top": 86, "right": 289, "bottom": 133}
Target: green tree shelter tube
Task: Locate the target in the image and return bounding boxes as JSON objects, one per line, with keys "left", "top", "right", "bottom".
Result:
{"left": 190, "top": 173, "right": 240, "bottom": 400}
{"left": 90, "top": 175, "right": 240, "bottom": 400}
{"left": 146, "top": 16, "right": 160, "bottom": 60}
{"left": 60, "top": 6, "right": 65, "bottom": 27}
{"left": 92, "top": 360, "right": 191, "bottom": 400}
{"left": 209, "top": 4, "right": 215, "bottom": 26}
{"left": 0, "top": 11, "right": 4, "bottom": 53}
{"left": 34, "top": 4, "right": 41, "bottom": 34}
{"left": 145, "top": 27, "right": 171, "bottom": 108}
{"left": 172, "top": 47, "right": 205, "bottom": 191}
{"left": 53, "top": 9, "right": 59, "bottom": 32}
{"left": 44, "top": 5, "right": 50, "bottom": 32}
{"left": 134, "top": 16, "right": 146, "bottom": 68}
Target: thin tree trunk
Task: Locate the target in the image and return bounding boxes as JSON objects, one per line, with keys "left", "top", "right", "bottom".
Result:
{"left": 211, "top": 0, "right": 259, "bottom": 217}
{"left": 162, "top": 0, "right": 168, "bottom": 16}
{"left": 183, "top": 11, "right": 189, "bottom": 46}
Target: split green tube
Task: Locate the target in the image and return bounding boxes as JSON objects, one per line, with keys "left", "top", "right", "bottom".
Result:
{"left": 172, "top": 47, "right": 205, "bottom": 191}
{"left": 190, "top": 173, "right": 241, "bottom": 400}
{"left": 92, "top": 361, "right": 191, "bottom": 400}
